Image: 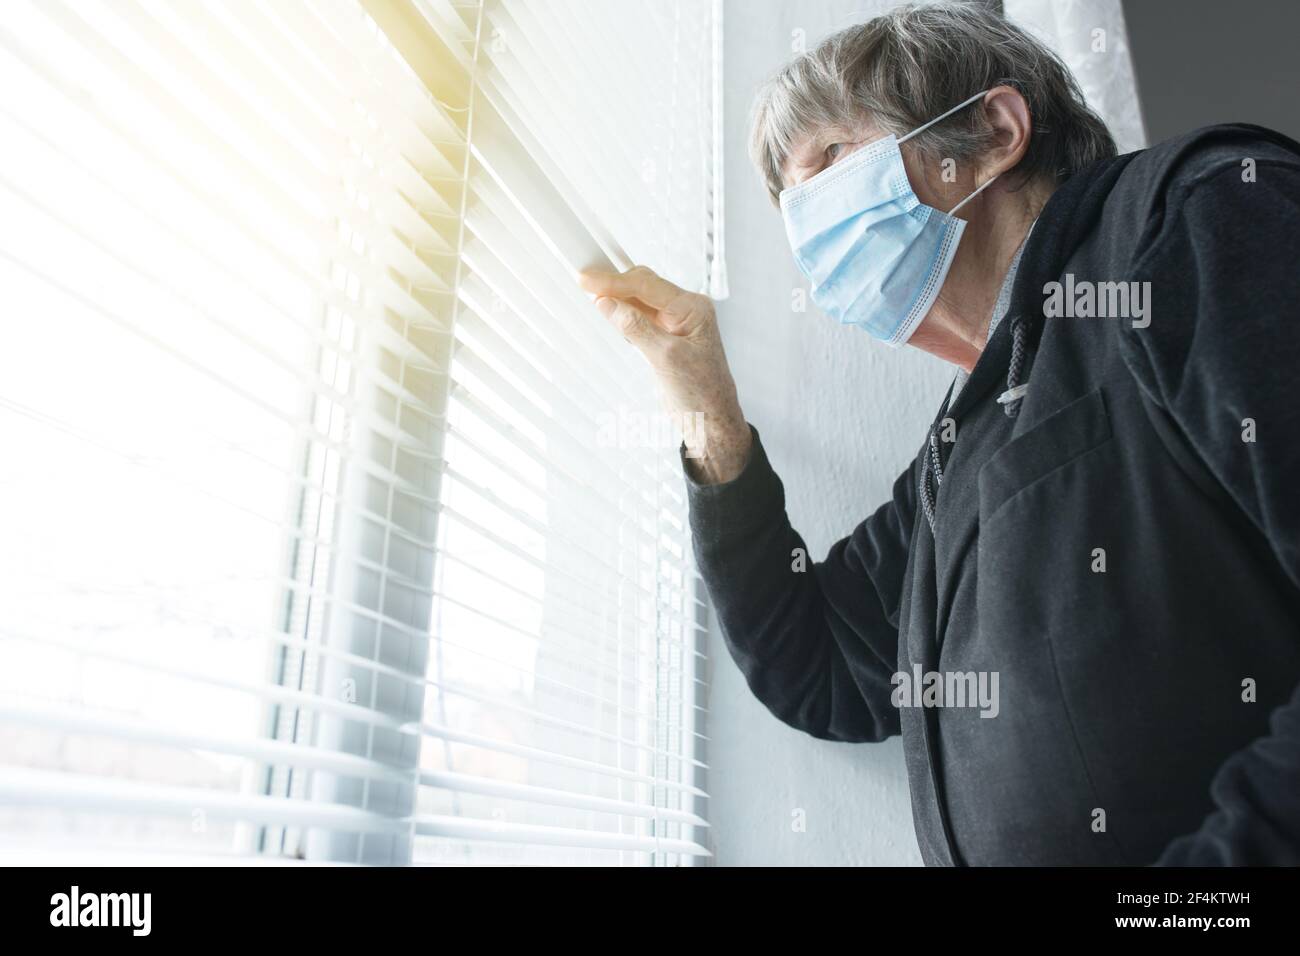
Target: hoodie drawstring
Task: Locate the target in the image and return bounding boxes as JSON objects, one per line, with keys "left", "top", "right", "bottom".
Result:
{"left": 919, "top": 428, "right": 945, "bottom": 532}
{"left": 1000, "top": 316, "right": 1031, "bottom": 419}
{"left": 920, "top": 314, "right": 1034, "bottom": 534}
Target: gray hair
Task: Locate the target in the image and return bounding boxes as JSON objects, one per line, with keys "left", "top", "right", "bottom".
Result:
{"left": 749, "top": 2, "right": 1117, "bottom": 204}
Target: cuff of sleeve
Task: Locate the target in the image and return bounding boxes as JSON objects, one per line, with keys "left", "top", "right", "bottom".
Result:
{"left": 680, "top": 424, "right": 785, "bottom": 541}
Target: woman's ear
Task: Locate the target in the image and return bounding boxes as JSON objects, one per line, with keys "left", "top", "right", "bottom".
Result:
{"left": 981, "top": 85, "right": 1033, "bottom": 179}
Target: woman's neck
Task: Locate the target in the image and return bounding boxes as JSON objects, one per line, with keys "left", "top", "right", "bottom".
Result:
{"left": 910, "top": 178, "right": 1054, "bottom": 372}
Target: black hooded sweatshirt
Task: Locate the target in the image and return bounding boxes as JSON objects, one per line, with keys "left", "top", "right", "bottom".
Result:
{"left": 686, "top": 125, "right": 1300, "bottom": 866}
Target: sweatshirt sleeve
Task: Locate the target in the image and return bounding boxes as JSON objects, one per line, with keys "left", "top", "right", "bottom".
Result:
{"left": 1117, "top": 155, "right": 1300, "bottom": 865}
{"left": 684, "top": 425, "right": 914, "bottom": 742}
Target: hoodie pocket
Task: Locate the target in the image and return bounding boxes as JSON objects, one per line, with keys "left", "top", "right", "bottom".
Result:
{"left": 979, "top": 388, "right": 1112, "bottom": 525}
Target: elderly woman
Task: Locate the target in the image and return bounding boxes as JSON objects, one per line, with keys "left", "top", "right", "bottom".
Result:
{"left": 581, "top": 3, "right": 1300, "bottom": 865}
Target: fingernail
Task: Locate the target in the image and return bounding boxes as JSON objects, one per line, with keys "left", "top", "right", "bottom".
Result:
{"left": 594, "top": 297, "right": 616, "bottom": 317}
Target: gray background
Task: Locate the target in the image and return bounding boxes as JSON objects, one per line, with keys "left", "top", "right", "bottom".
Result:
{"left": 1123, "top": 0, "right": 1300, "bottom": 142}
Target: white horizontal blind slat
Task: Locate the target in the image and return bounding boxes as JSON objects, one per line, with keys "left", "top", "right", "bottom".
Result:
{"left": 418, "top": 770, "right": 708, "bottom": 826}
{"left": 0, "top": 767, "right": 411, "bottom": 834}
{"left": 414, "top": 815, "right": 710, "bottom": 856}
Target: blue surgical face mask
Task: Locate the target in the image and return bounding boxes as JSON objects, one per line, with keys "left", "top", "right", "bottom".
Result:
{"left": 779, "top": 90, "right": 998, "bottom": 346}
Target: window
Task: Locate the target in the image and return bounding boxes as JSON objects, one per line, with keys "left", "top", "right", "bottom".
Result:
{"left": 0, "top": 0, "right": 718, "bottom": 866}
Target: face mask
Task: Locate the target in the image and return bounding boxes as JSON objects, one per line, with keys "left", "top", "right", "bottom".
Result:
{"left": 779, "top": 90, "right": 998, "bottom": 346}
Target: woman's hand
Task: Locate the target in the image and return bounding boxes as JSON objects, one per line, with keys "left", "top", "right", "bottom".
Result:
{"left": 579, "top": 266, "right": 752, "bottom": 484}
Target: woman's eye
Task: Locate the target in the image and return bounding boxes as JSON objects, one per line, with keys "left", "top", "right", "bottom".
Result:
{"left": 826, "top": 143, "right": 848, "bottom": 163}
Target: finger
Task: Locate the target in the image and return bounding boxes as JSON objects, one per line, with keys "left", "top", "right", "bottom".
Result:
{"left": 594, "top": 295, "right": 665, "bottom": 350}
{"left": 579, "top": 266, "right": 684, "bottom": 310}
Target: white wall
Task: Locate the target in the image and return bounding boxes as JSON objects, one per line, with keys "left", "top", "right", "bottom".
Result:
{"left": 704, "top": 0, "right": 953, "bottom": 866}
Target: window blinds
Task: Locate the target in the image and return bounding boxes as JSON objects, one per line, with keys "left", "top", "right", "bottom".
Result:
{"left": 369, "top": 0, "right": 716, "bottom": 866}
{"left": 0, "top": 0, "right": 717, "bottom": 866}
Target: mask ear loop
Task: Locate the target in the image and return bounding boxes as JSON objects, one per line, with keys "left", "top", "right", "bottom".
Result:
{"left": 897, "top": 89, "right": 990, "bottom": 145}
{"left": 895, "top": 89, "right": 999, "bottom": 216}
{"left": 948, "top": 172, "right": 1000, "bottom": 215}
